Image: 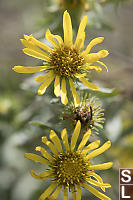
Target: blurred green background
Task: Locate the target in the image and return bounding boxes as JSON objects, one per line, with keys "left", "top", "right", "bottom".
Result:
{"left": 0, "top": 0, "right": 133, "bottom": 199}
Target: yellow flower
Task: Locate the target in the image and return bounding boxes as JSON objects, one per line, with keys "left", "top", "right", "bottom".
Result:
{"left": 13, "top": 10, "right": 109, "bottom": 107}
{"left": 25, "top": 121, "right": 112, "bottom": 200}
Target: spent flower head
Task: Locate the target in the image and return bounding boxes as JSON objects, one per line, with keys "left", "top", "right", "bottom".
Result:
{"left": 63, "top": 94, "right": 105, "bottom": 134}
{"left": 13, "top": 10, "right": 109, "bottom": 107}
{"left": 25, "top": 121, "right": 112, "bottom": 200}
{"left": 59, "top": 0, "right": 89, "bottom": 11}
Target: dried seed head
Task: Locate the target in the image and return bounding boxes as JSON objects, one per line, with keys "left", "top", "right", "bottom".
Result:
{"left": 73, "top": 105, "right": 94, "bottom": 128}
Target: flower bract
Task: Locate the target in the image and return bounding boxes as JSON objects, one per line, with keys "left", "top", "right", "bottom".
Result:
{"left": 63, "top": 94, "right": 105, "bottom": 133}
{"left": 13, "top": 10, "right": 109, "bottom": 107}
{"left": 25, "top": 121, "right": 112, "bottom": 200}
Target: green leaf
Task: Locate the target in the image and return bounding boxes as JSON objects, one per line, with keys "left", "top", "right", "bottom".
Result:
{"left": 91, "top": 88, "right": 120, "bottom": 98}
{"left": 29, "top": 121, "right": 52, "bottom": 130}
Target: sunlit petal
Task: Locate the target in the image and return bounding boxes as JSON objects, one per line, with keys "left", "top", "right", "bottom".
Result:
{"left": 83, "top": 183, "right": 111, "bottom": 200}
{"left": 82, "top": 37, "right": 104, "bottom": 56}
{"left": 69, "top": 78, "right": 79, "bottom": 107}
{"left": 79, "top": 77, "right": 99, "bottom": 90}
{"left": 75, "top": 16, "right": 88, "bottom": 49}
{"left": 50, "top": 130, "right": 63, "bottom": 153}
{"left": 88, "top": 162, "right": 113, "bottom": 170}
{"left": 38, "top": 183, "right": 57, "bottom": 200}
{"left": 54, "top": 75, "right": 60, "bottom": 97}
{"left": 63, "top": 10, "right": 73, "bottom": 46}
{"left": 12, "top": 66, "right": 50, "bottom": 73}
{"left": 86, "top": 141, "right": 111, "bottom": 160}
{"left": 38, "top": 73, "right": 55, "bottom": 95}
{"left": 24, "top": 153, "right": 50, "bottom": 165}
{"left": 71, "top": 121, "right": 81, "bottom": 151}
{"left": 61, "top": 78, "right": 68, "bottom": 105}
{"left": 61, "top": 128, "right": 70, "bottom": 152}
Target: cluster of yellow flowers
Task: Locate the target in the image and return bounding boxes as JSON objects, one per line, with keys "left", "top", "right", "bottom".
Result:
{"left": 13, "top": 10, "right": 112, "bottom": 200}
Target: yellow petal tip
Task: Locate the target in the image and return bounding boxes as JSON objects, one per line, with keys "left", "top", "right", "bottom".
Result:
{"left": 42, "top": 136, "right": 46, "bottom": 141}
{"left": 30, "top": 169, "right": 34, "bottom": 173}
{"left": 20, "top": 39, "right": 24, "bottom": 42}
{"left": 97, "top": 140, "right": 101, "bottom": 145}
{"left": 38, "top": 90, "right": 43, "bottom": 96}
{"left": 64, "top": 10, "right": 68, "bottom": 15}
{"left": 24, "top": 153, "right": 29, "bottom": 158}
{"left": 63, "top": 98, "right": 68, "bottom": 105}
{"left": 107, "top": 141, "right": 111, "bottom": 146}
{"left": 35, "top": 146, "right": 41, "bottom": 151}
{"left": 99, "top": 37, "right": 104, "bottom": 41}
{"left": 102, "top": 50, "right": 109, "bottom": 57}
{"left": 77, "top": 120, "right": 81, "bottom": 127}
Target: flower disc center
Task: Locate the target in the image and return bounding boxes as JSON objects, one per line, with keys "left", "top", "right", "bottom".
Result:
{"left": 53, "top": 152, "right": 89, "bottom": 187}
{"left": 50, "top": 46, "right": 84, "bottom": 77}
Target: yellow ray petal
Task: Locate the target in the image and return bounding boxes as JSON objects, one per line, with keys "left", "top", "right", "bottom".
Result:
{"left": 63, "top": 10, "right": 73, "bottom": 46}
{"left": 97, "top": 61, "right": 108, "bottom": 72}
{"left": 82, "top": 65, "right": 102, "bottom": 72}
{"left": 23, "top": 48, "right": 49, "bottom": 61}
{"left": 88, "top": 171, "right": 103, "bottom": 181}
{"left": 71, "top": 121, "right": 81, "bottom": 151}
{"left": 52, "top": 34, "right": 63, "bottom": 47}
{"left": 24, "top": 34, "right": 31, "bottom": 40}
{"left": 79, "top": 77, "right": 99, "bottom": 90}
{"left": 42, "top": 136, "right": 58, "bottom": 156}
{"left": 69, "top": 78, "right": 79, "bottom": 107}
{"left": 75, "top": 16, "right": 88, "bottom": 49}
{"left": 45, "top": 31, "right": 63, "bottom": 47}
{"left": 81, "top": 37, "right": 104, "bottom": 56}
{"left": 86, "top": 141, "right": 111, "bottom": 160}
{"left": 35, "top": 70, "right": 53, "bottom": 83}
{"left": 87, "top": 171, "right": 105, "bottom": 192}
{"left": 24, "top": 153, "right": 50, "bottom": 165}
{"left": 50, "top": 130, "right": 63, "bottom": 153}
{"left": 84, "top": 50, "right": 109, "bottom": 63}
{"left": 30, "top": 169, "right": 43, "bottom": 180}
{"left": 61, "top": 128, "right": 70, "bottom": 151}
{"left": 54, "top": 75, "right": 60, "bottom": 97}
{"left": 45, "top": 29, "right": 59, "bottom": 48}
{"left": 61, "top": 77, "right": 68, "bottom": 105}
{"left": 71, "top": 186, "right": 76, "bottom": 200}
{"left": 48, "top": 185, "right": 62, "bottom": 200}
{"left": 38, "top": 73, "right": 55, "bottom": 95}
{"left": 38, "top": 183, "right": 57, "bottom": 200}
{"left": 79, "top": 32, "right": 85, "bottom": 50}
{"left": 63, "top": 187, "right": 68, "bottom": 200}
{"left": 88, "top": 162, "right": 113, "bottom": 170}
{"left": 83, "top": 183, "right": 111, "bottom": 200}
{"left": 76, "top": 185, "right": 81, "bottom": 200}
{"left": 74, "top": 73, "right": 86, "bottom": 78}
{"left": 39, "top": 169, "right": 53, "bottom": 178}
{"left": 74, "top": 32, "right": 85, "bottom": 51}
{"left": 77, "top": 129, "right": 91, "bottom": 152}
{"left": 30, "top": 169, "right": 52, "bottom": 180}
{"left": 35, "top": 146, "right": 54, "bottom": 161}
{"left": 12, "top": 66, "right": 50, "bottom": 73}
{"left": 81, "top": 140, "right": 100, "bottom": 155}
{"left": 86, "top": 178, "right": 111, "bottom": 188}
{"left": 24, "top": 34, "right": 52, "bottom": 53}
{"left": 21, "top": 39, "right": 49, "bottom": 58}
